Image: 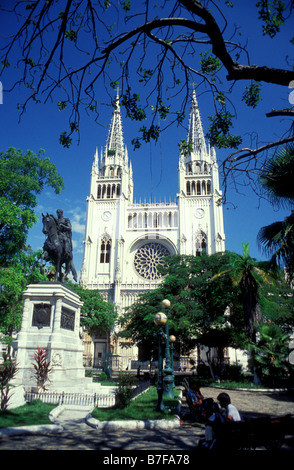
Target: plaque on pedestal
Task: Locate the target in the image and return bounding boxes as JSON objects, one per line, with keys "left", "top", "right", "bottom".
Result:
{"left": 12, "top": 282, "right": 93, "bottom": 391}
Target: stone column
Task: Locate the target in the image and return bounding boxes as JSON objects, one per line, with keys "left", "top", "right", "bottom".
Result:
{"left": 16, "top": 295, "right": 31, "bottom": 343}
{"left": 49, "top": 294, "right": 64, "bottom": 343}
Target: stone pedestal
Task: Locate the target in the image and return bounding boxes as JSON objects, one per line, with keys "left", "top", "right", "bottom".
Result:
{"left": 12, "top": 282, "right": 93, "bottom": 391}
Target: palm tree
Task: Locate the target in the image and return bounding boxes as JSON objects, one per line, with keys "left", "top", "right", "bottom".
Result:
{"left": 213, "top": 243, "right": 271, "bottom": 343}
{"left": 257, "top": 211, "right": 294, "bottom": 282}
{"left": 229, "top": 243, "right": 271, "bottom": 343}
{"left": 257, "top": 144, "right": 294, "bottom": 282}
{"left": 213, "top": 243, "right": 273, "bottom": 383}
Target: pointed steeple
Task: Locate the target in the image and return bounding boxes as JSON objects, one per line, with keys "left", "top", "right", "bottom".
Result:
{"left": 105, "top": 88, "right": 124, "bottom": 158}
{"left": 187, "top": 89, "right": 208, "bottom": 159}
{"left": 95, "top": 89, "right": 134, "bottom": 201}
{"left": 91, "top": 147, "right": 99, "bottom": 175}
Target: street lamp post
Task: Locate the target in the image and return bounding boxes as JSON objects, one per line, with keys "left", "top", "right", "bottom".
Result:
{"left": 161, "top": 299, "right": 174, "bottom": 399}
{"left": 154, "top": 300, "right": 175, "bottom": 410}
{"left": 154, "top": 311, "right": 167, "bottom": 412}
{"left": 169, "top": 335, "right": 176, "bottom": 390}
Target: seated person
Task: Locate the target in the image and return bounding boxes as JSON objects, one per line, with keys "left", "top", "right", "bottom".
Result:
{"left": 187, "top": 382, "right": 204, "bottom": 408}
{"left": 198, "top": 398, "right": 225, "bottom": 450}
{"left": 217, "top": 392, "right": 241, "bottom": 422}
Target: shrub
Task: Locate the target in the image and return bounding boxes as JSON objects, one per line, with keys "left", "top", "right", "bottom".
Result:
{"left": 0, "top": 353, "right": 18, "bottom": 412}
{"left": 32, "top": 347, "right": 52, "bottom": 392}
{"left": 99, "top": 371, "right": 108, "bottom": 381}
{"left": 115, "top": 371, "right": 137, "bottom": 409}
{"left": 222, "top": 363, "right": 243, "bottom": 381}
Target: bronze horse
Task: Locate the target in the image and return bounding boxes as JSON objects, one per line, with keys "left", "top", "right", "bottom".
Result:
{"left": 40, "top": 213, "right": 78, "bottom": 282}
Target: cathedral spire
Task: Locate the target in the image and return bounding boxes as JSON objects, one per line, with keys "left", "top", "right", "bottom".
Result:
{"left": 105, "top": 88, "right": 124, "bottom": 158}
{"left": 187, "top": 88, "right": 207, "bottom": 159}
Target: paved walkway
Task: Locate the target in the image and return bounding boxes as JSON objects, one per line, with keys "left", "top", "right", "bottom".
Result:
{"left": 0, "top": 387, "right": 293, "bottom": 451}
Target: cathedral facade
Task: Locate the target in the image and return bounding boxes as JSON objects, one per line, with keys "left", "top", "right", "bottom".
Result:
{"left": 80, "top": 89, "right": 226, "bottom": 369}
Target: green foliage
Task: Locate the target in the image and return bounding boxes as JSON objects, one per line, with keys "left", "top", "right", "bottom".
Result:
{"left": 206, "top": 112, "right": 242, "bottom": 149}
{"left": 59, "top": 131, "right": 72, "bottom": 148}
{"left": 242, "top": 82, "right": 262, "bottom": 108}
{"left": 0, "top": 249, "right": 47, "bottom": 337}
{"left": 65, "top": 29, "right": 77, "bottom": 42}
{"left": 252, "top": 323, "right": 294, "bottom": 386}
{"left": 99, "top": 371, "right": 108, "bottom": 381}
{"left": 259, "top": 144, "right": 294, "bottom": 206}
{"left": 0, "top": 266, "right": 26, "bottom": 337}
{"left": 256, "top": 0, "right": 286, "bottom": 37}
{"left": 120, "top": 253, "right": 245, "bottom": 359}
{"left": 178, "top": 139, "right": 194, "bottom": 156}
{"left": 66, "top": 281, "right": 117, "bottom": 335}
{"left": 199, "top": 50, "right": 222, "bottom": 77}
{"left": 258, "top": 145, "right": 294, "bottom": 280}
{"left": 0, "top": 147, "right": 64, "bottom": 264}
{"left": 57, "top": 100, "right": 67, "bottom": 111}
{"left": 0, "top": 0, "right": 292, "bottom": 157}
{"left": 139, "top": 124, "right": 160, "bottom": 143}
{"left": 121, "top": 88, "right": 146, "bottom": 121}
{"left": 121, "top": 0, "right": 131, "bottom": 12}
{"left": 114, "top": 371, "right": 137, "bottom": 409}
{"left": 214, "top": 243, "right": 293, "bottom": 355}
{"left": 139, "top": 68, "right": 153, "bottom": 84}
{"left": 0, "top": 353, "right": 18, "bottom": 412}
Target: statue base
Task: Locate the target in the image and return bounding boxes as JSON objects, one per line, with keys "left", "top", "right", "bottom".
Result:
{"left": 12, "top": 282, "right": 93, "bottom": 391}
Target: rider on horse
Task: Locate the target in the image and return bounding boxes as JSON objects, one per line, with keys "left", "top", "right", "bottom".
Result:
{"left": 54, "top": 209, "right": 73, "bottom": 258}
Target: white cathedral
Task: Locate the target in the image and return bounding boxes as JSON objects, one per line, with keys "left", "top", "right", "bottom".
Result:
{"left": 80, "top": 89, "right": 226, "bottom": 369}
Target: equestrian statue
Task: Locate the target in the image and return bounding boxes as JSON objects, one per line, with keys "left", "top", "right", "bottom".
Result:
{"left": 40, "top": 209, "right": 78, "bottom": 282}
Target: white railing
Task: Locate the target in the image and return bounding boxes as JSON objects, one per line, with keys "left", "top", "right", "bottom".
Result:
{"left": 25, "top": 390, "right": 115, "bottom": 408}
{"left": 24, "top": 381, "right": 150, "bottom": 408}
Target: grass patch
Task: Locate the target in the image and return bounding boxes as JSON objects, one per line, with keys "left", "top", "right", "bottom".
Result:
{"left": 0, "top": 400, "right": 56, "bottom": 428}
{"left": 92, "top": 386, "right": 180, "bottom": 422}
{"left": 210, "top": 380, "right": 265, "bottom": 390}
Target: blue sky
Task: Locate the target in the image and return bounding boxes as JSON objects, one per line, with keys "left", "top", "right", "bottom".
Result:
{"left": 0, "top": 2, "right": 293, "bottom": 279}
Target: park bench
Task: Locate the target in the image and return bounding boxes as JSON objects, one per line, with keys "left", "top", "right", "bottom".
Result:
{"left": 218, "top": 413, "right": 293, "bottom": 450}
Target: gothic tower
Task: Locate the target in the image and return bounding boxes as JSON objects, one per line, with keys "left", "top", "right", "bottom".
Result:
{"left": 178, "top": 89, "right": 225, "bottom": 256}
{"left": 81, "top": 88, "right": 225, "bottom": 368}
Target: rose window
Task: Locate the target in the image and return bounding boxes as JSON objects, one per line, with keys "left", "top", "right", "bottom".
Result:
{"left": 134, "top": 242, "right": 170, "bottom": 280}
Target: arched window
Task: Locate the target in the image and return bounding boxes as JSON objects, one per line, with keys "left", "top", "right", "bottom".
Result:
{"left": 100, "top": 237, "right": 111, "bottom": 263}
{"left": 196, "top": 232, "right": 207, "bottom": 256}
{"left": 187, "top": 181, "right": 191, "bottom": 195}
{"left": 197, "top": 181, "right": 201, "bottom": 195}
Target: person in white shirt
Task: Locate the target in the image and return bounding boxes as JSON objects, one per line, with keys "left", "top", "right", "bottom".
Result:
{"left": 217, "top": 392, "right": 241, "bottom": 422}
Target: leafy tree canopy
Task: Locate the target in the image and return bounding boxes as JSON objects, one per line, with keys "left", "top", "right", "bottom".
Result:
{"left": 119, "top": 253, "right": 245, "bottom": 359}
{"left": 258, "top": 145, "right": 294, "bottom": 280}
{"left": 119, "top": 251, "right": 293, "bottom": 360}
{"left": 1, "top": 1, "right": 293, "bottom": 198}
{"left": 0, "top": 248, "right": 47, "bottom": 340}
{"left": 0, "top": 147, "right": 64, "bottom": 265}
{"left": 66, "top": 281, "right": 117, "bottom": 335}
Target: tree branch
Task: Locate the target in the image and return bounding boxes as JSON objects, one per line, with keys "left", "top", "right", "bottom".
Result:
{"left": 223, "top": 136, "right": 294, "bottom": 167}
{"left": 266, "top": 108, "right": 294, "bottom": 117}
